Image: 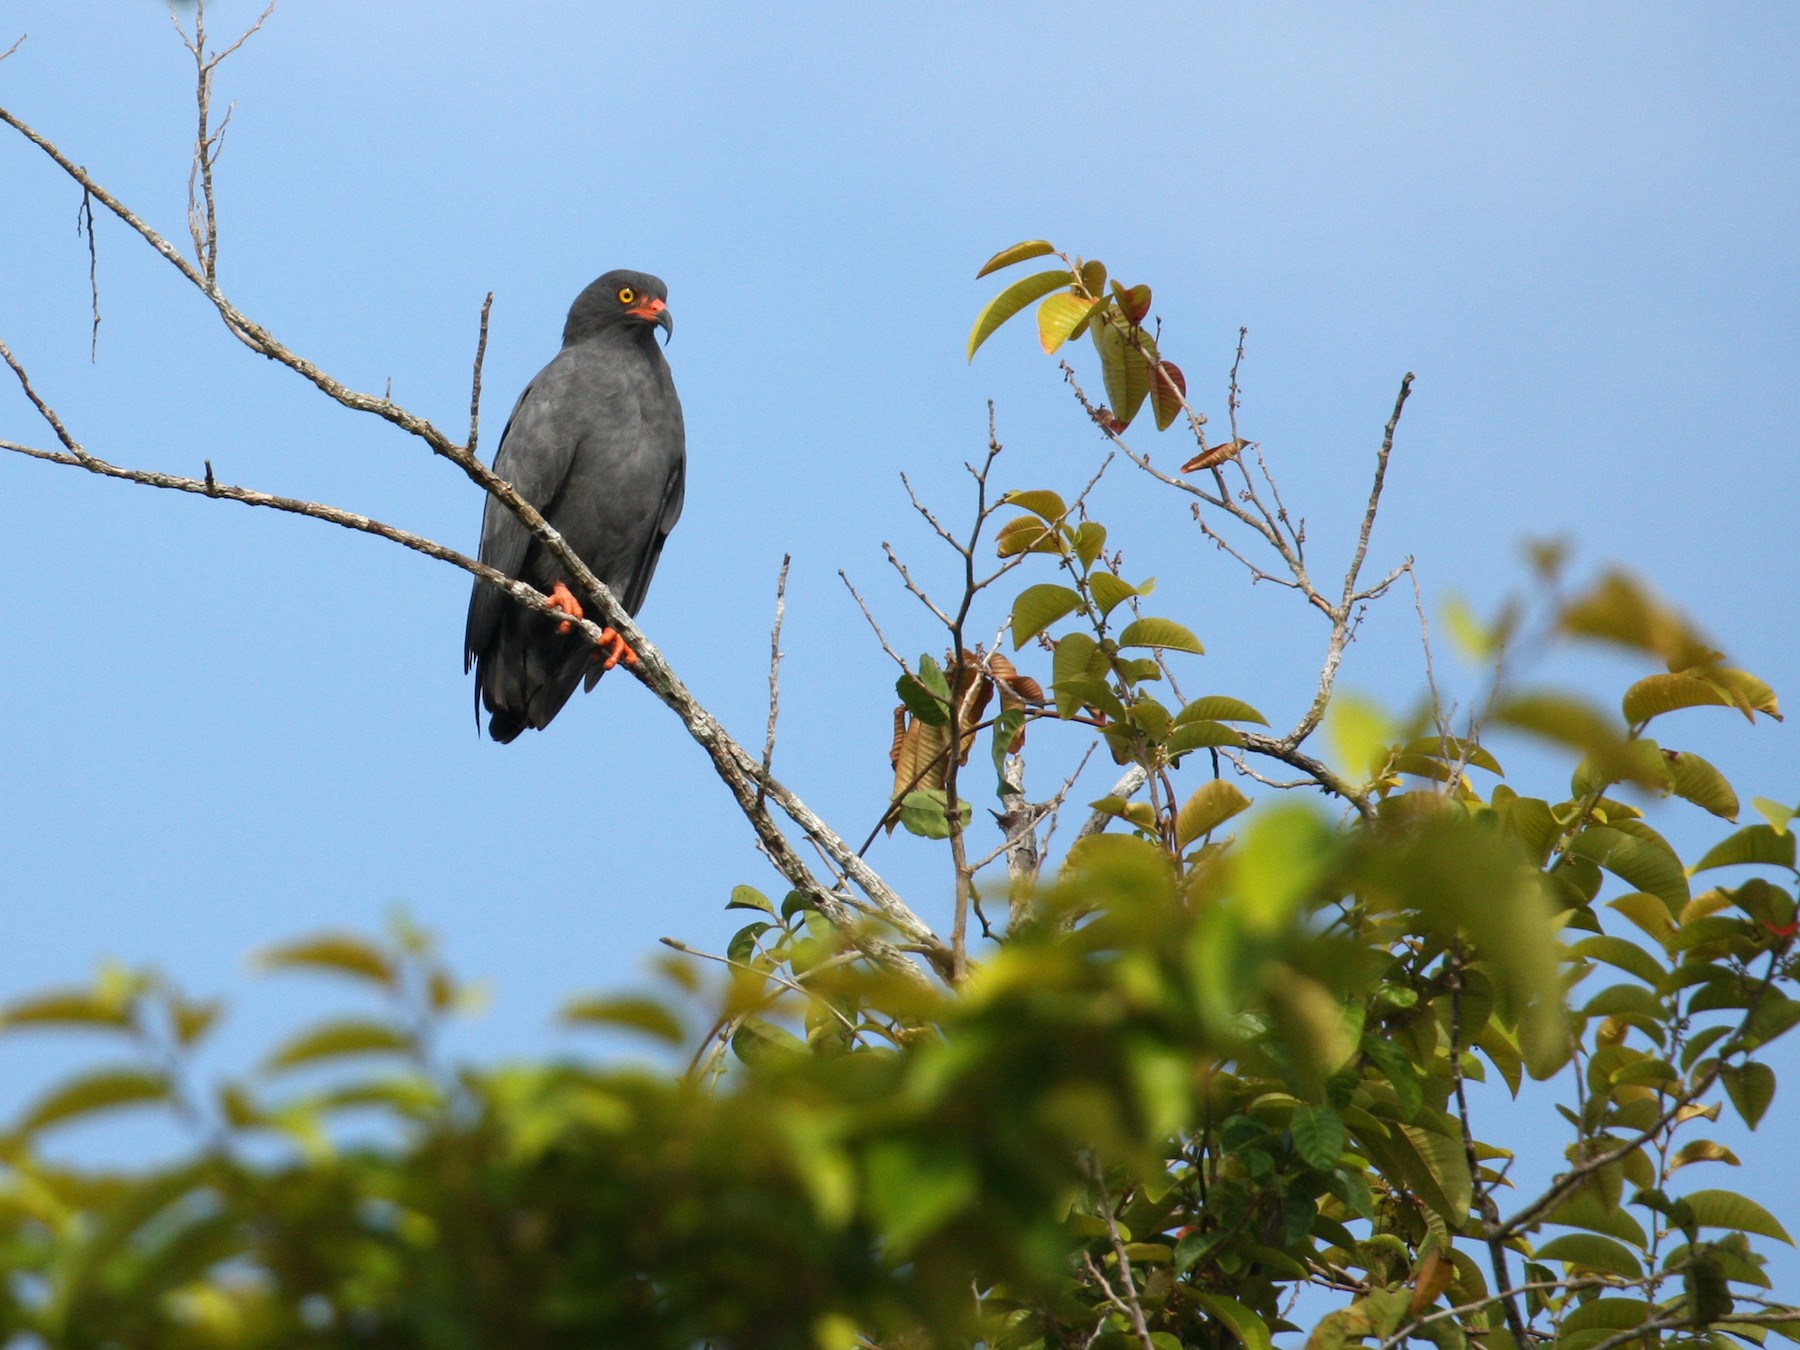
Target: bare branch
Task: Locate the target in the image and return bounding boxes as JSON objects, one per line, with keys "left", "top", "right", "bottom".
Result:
{"left": 882, "top": 541, "right": 953, "bottom": 628}
{"left": 77, "top": 189, "right": 100, "bottom": 360}
{"left": 0, "top": 34, "right": 24, "bottom": 63}
{"left": 465, "top": 291, "right": 493, "bottom": 458}
{"left": 0, "top": 336, "right": 85, "bottom": 459}
{"left": 1342, "top": 373, "right": 1413, "bottom": 606}
{"left": 755, "top": 553, "right": 791, "bottom": 813}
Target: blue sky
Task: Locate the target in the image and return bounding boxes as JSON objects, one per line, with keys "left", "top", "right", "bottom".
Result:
{"left": 2, "top": 0, "right": 1798, "bottom": 1298}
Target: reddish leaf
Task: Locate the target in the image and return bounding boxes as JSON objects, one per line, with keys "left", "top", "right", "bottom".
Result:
{"left": 1150, "top": 360, "right": 1187, "bottom": 431}
{"left": 1112, "top": 281, "right": 1152, "bottom": 323}
{"left": 1181, "top": 438, "right": 1246, "bottom": 473}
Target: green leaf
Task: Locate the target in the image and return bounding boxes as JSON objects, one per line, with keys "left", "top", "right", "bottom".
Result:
{"left": 1664, "top": 750, "right": 1740, "bottom": 821}
{"left": 1400, "top": 1123, "right": 1474, "bottom": 1223}
{"left": 1117, "top": 617, "right": 1205, "bottom": 655}
{"left": 1176, "top": 696, "right": 1269, "bottom": 726}
{"left": 1718, "top": 1062, "right": 1776, "bottom": 1129}
{"left": 1193, "top": 1294, "right": 1273, "bottom": 1350}
{"left": 968, "top": 268, "right": 1075, "bottom": 359}
{"left": 896, "top": 670, "right": 949, "bottom": 727}
{"left": 1091, "top": 314, "right": 1153, "bottom": 427}
{"left": 1566, "top": 825, "right": 1690, "bottom": 911}
{"left": 1290, "top": 1103, "right": 1347, "bottom": 1170}
{"left": 990, "top": 707, "right": 1026, "bottom": 789}
{"left": 975, "top": 238, "right": 1056, "bottom": 278}
{"left": 1545, "top": 1187, "right": 1649, "bottom": 1245}
{"left": 1167, "top": 721, "right": 1244, "bottom": 756}
{"left": 261, "top": 1019, "right": 412, "bottom": 1074}
{"left": 1037, "top": 291, "right": 1097, "bottom": 354}
{"left": 1682, "top": 1189, "right": 1793, "bottom": 1243}
{"left": 1176, "top": 779, "right": 1251, "bottom": 848}
{"left": 1561, "top": 1298, "right": 1655, "bottom": 1335}
{"left": 1570, "top": 935, "right": 1666, "bottom": 987}
{"left": 257, "top": 934, "right": 396, "bottom": 988}
{"left": 562, "top": 996, "right": 684, "bottom": 1044}
{"left": 1533, "top": 1233, "right": 1644, "bottom": 1277}
{"left": 899, "top": 789, "right": 972, "bottom": 840}
{"left": 865, "top": 1140, "right": 977, "bottom": 1254}
{"left": 1694, "top": 825, "right": 1796, "bottom": 873}
{"left": 1010, "top": 583, "right": 1083, "bottom": 648}
{"left": 726, "top": 884, "right": 775, "bottom": 915}
{"left": 1236, "top": 804, "right": 1336, "bottom": 936}
{"left": 18, "top": 1067, "right": 170, "bottom": 1134}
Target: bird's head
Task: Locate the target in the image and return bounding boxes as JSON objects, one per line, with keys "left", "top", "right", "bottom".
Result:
{"left": 563, "top": 269, "right": 674, "bottom": 345}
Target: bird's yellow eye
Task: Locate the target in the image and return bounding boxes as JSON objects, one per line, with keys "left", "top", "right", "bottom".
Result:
{"left": 617, "top": 286, "right": 636, "bottom": 304}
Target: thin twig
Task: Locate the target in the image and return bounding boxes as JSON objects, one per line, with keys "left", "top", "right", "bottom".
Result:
{"left": 839, "top": 570, "right": 907, "bottom": 670}
{"left": 756, "top": 553, "right": 791, "bottom": 813}
{"left": 466, "top": 291, "right": 493, "bottom": 458}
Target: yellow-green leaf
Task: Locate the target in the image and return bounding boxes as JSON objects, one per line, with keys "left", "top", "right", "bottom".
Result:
{"left": 563, "top": 996, "right": 685, "bottom": 1045}
{"left": 1117, "top": 617, "right": 1204, "bottom": 655}
{"left": 1669, "top": 1139, "right": 1741, "bottom": 1173}
{"left": 1038, "top": 292, "right": 1097, "bottom": 354}
{"left": 1176, "top": 779, "right": 1251, "bottom": 848}
{"left": 0, "top": 990, "right": 133, "bottom": 1033}
{"left": 726, "top": 885, "right": 775, "bottom": 914}
{"left": 994, "top": 515, "right": 1060, "bottom": 558}
{"left": 975, "top": 239, "right": 1056, "bottom": 278}
{"left": 1070, "top": 520, "right": 1107, "bottom": 566}
{"left": 1623, "top": 673, "right": 1736, "bottom": 726}
{"left": 261, "top": 1019, "right": 412, "bottom": 1075}
{"left": 1010, "top": 583, "right": 1083, "bottom": 648}
{"left": 1566, "top": 825, "right": 1689, "bottom": 911}
{"left": 257, "top": 934, "right": 396, "bottom": 988}
{"left": 1694, "top": 826, "right": 1796, "bottom": 873}
{"left": 1088, "top": 571, "right": 1144, "bottom": 617}
{"left": 1718, "top": 1062, "right": 1775, "bottom": 1130}
{"left": 999, "top": 489, "right": 1068, "bottom": 522}
{"left": 19, "top": 1067, "right": 170, "bottom": 1134}
{"left": 968, "top": 268, "right": 1074, "bottom": 360}
{"left": 1665, "top": 750, "right": 1740, "bottom": 821}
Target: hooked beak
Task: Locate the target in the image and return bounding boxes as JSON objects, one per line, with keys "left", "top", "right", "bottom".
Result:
{"left": 628, "top": 296, "right": 674, "bottom": 342}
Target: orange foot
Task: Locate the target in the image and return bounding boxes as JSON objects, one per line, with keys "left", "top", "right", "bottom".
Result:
{"left": 591, "top": 628, "right": 641, "bottom": 671}
{"left": 545, "top": 581, "right": 584, "bottom": 634}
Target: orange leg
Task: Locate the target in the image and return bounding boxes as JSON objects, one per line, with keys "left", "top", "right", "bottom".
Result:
{"left": 545, "top": 581, "right": 584, "bottom": 634}
{"left": 590, "top": 628, "right": 641, "bottom": 671}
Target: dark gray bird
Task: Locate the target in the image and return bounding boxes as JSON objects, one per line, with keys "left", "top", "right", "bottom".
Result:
{"left": 464, "top": 269, "right": 685, "bottom": 742}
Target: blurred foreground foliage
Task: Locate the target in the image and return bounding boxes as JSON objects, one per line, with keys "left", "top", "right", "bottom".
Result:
{"left": 3, "top": 561, "right": 1798, "bottom": 1348}
{"left": 2, "top": 239, "right": 1798, "bottom": 1349}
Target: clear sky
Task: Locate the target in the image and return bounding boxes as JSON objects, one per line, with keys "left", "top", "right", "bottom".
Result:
{"left": 2, "top": 0, "right": 1798, "bottom": 1300}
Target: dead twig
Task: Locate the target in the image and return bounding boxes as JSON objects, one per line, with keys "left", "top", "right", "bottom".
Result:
{"left": 756, "top": 553, "right": 791, "bottom": 812}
